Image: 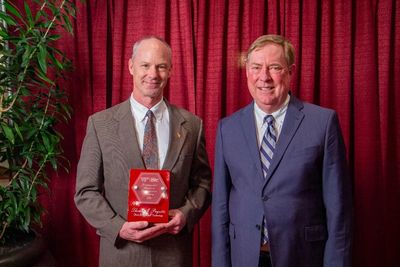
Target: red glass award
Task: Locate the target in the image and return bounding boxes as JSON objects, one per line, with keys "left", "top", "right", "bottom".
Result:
{"left": 127, "top": 169, "right": 170, "bottom": 223}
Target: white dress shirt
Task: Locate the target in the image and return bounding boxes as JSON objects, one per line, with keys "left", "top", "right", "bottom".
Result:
{"left": 254, "top": 94, "right": 290, "bottom": 148}
{"left": 130, "top": 95, "right": 170, "bottom": 168}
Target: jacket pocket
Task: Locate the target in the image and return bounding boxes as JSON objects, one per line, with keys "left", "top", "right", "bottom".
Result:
{"left": 304, "top": 224, "right": 327, "bottom": 242}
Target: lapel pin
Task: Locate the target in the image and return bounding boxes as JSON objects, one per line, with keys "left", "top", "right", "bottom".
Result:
{"left": 177, "top": 132, "right": 181, "bottom": 138}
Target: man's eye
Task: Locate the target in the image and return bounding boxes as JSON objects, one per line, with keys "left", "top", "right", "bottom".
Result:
{"left": 251, "top": 66, "right": 261, "bottom": 70}
{"left": 269, "top": 65, "right": 282, "bottom": 71}
{"left": 141, "top": 64, "right": 149, "bottom": 68}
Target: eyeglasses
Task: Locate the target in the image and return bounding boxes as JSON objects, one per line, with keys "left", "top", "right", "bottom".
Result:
{"left": 249, "top": 64, "right": 287, "bottom": 75}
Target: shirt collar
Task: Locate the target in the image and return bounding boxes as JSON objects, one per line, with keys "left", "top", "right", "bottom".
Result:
{"left": 130, "top": 94, "right": 167, "bottom": 122}
{"left": 254, "top": 94, "right": 290, "bottom": 125}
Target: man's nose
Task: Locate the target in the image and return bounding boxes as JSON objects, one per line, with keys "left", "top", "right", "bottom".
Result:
{"left": 259, "top": 66, "right": 272, "bottom": 81}
{"left": 147, "top": 66, "right": 159, "bottom": 77}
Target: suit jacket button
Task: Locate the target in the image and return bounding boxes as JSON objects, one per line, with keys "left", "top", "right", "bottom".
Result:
{"left": 256, "top": 224, "right": 261, "bottom": 230}
{"left": 262, "top": 196, "right": 269, "bottom": 201}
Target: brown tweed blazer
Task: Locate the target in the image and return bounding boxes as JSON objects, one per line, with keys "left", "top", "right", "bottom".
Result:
{"left": 75, "top": 99, "right": 211, "bottom": 267}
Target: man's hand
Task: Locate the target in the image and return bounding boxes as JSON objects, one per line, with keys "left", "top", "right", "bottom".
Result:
{"left": 119, "top": 209, "right": 186, "bottom": 242}
{"left": 165, "top": 209, "right": 187, "bottom": 234}
{"left": 119, "top": 221, "right": 167, "bottom": 243}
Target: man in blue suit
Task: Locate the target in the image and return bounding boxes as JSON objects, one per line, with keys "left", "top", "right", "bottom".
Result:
{"left": 212, "top": 35, "right": 353, "bottom": 267}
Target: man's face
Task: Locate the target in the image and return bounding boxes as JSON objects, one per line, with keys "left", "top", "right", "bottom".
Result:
{"left": 129, "top": 39, "right": 171, "bottom": 104}
{"left": 246, "top": 43, "right": 294, "bottom": 113}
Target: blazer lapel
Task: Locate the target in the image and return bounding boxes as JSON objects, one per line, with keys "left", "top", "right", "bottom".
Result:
{"left": 239, "top": 103, "right": 265, "bottom": 187}
{"left": 162, "top": 102, "right": 187, "bottom": 170}
{"left": 263, "top": 95, "right": 304, "bottom": 186}
{"left": 115, "top": 100, "right": 146, "bottom": 170}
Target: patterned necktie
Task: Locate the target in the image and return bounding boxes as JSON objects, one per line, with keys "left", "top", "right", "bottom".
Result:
{"left": 142, "top": 110, "right": 159, "bottom": 169}
{"left": 260, "top": 115, "right": 276, "bottom": 245}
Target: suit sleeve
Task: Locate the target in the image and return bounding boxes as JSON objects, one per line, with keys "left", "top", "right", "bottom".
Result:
{"left": 74, "top": 116, "right": 125, "bottom": 246}
{"left": 322, "top": 112, "right": 353, "bottom": 267}
{"left": 178, "top": 120, "right": 212, "bottom": 232}
{"left": 211, "top": 122, "right": 232, "bottom": 267}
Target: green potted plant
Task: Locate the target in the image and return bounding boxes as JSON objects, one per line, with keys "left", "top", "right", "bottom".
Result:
{"left": 0, "top": 0, "right": 77, "bottom": 264}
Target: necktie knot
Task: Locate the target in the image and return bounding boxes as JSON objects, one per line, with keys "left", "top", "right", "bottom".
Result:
{"left": 146, "top": 110, "right": 155, "bottom": 121}
{"left": 264, "top": 115, "right": 274, "bottom": 126}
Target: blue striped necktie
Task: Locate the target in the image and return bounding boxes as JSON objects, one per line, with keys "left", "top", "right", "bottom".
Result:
{"left": 260, "top": 115, "right": 276, "bottom": 245}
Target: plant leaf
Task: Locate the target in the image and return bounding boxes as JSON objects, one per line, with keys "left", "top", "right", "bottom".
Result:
{"left": 24, "top": 1, "right": 33, "bottom": 27}
{"left": 1, "top": 122, "right": 15, "bottom": 144}
{"left": 37, "top": 44, "right": 47, "bottom": 74}
{"left": 14, "top": 122, "right": 24, "bottom": 141}
{"left": 62, "top": 14, "right": 73, "bottom": 33}
{"left": 35, "top": 69, "right": 54, "bottom": 85}
{"left": 48, "top": 50, "right": 63, "bottom": 69}
{"left": 47, "top": 34, "right": 61, "bottom": 41}
{"left": 41, "top": 131, "right": 51, "bottom": 152}
{"left": 49, "top": 157, "right": 57, "bottom": 170}
{"left": 4, "top": 1, "right": 23, "bottom": 20}
{"left": 0, "top": 28, "right": 9, "bottom": 38}
{"left": 0, "top": 12, "right": 17, "bottom": 26}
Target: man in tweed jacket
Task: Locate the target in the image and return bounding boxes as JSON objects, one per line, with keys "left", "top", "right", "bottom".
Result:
{"left": 75, "top": 36, "right": 211, "bottom": 267}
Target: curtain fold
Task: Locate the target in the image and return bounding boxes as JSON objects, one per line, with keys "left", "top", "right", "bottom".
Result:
{"left": 34, "top": 1, "right": 400, "bottom": 266}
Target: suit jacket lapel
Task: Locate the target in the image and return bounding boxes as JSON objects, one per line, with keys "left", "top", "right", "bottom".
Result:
{"left": 239, "top": 103, "right": 265, "bottom": 187}
{"left": 115, "top": 100, "right": 146, "bottom": 170}
{"left": 263, "top": 95, "right": 304, "bottom": 186}
{"left": 162, "top": 101, "right": 187, "bottom": 170}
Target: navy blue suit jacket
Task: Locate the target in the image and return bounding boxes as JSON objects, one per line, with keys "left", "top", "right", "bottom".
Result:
{"left": 212, "top": 95, "right": 352, "bottom": 267}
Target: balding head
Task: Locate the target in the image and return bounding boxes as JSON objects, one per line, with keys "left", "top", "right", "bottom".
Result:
{"left": 132, "top": 36, "right": 172, "bottom": 66}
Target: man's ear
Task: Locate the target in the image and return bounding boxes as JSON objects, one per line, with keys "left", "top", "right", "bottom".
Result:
{"left": 167, "top": 64, "right": 172, "bottom": 78}
{"left": 128, "top": 58, "right": 134, "bottom": 75}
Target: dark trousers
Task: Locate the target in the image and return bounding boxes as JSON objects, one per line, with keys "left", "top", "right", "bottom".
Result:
{"left": 258, "top": 251, "right": 272, "bottom": 267}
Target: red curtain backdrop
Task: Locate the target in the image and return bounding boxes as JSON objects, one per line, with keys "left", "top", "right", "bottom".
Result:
{"left": 33, "top": 0, "right": 400, "bottom": 266}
